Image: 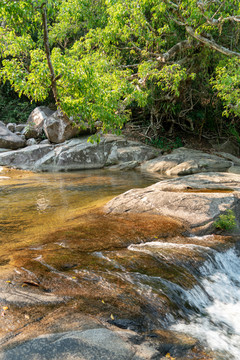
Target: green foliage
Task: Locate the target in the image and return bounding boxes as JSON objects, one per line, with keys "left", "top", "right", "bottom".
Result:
{"left": 214, "top": 210, "right": 237, "bottom": 231}
{"left": 211, "top": 58, "right": 240, "bottom": 118}
{"left": 146, "top": 136, "right": 183, "bottom": 152}
{"left": 0, "top": 82, "right": 37, "bottom": 124}
{"left": 0, "top": 0, "right": 239, "bottom": 137}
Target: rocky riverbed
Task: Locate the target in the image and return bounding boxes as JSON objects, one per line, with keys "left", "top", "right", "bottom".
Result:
{"left": 1, "top": 108, "right": 240, "bottom": 359}
{"left": 2, "top": 167, "right": 237, "bottom": 359}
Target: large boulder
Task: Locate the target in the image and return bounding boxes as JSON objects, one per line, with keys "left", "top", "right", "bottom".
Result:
{"left": 24, "top": 106, "right": 54, "bottom": 139}
{"left": 141, "top": 147, "right": 233, "bottom": 176}
{"left": 0, "top": 135, "right": 158, "bottom": 171}
{"left": 0, "top": 144, "right": 54, "bottom": 169}
{"left": 36, "top": 135, "right": 159, "bottom": 171}
{"left": 43, "top": 110, "right": 78, "bottom": 144}
{"left": 105, "top": 172, "right": 240, "bottom": 234}
{"left": 0, "top": 122, "right": 25, "bottom": 150}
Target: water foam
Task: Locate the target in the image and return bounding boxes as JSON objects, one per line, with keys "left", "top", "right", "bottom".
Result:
{"left": 171, "top": 247, "right": 240, "bottom": 359}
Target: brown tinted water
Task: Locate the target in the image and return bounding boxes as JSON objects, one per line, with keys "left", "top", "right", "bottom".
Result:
{"left": 0, "top": 168, "right": 159, "bottom": 246}
{"left": 0, "top": 167, "right": 232, "bottom": 359}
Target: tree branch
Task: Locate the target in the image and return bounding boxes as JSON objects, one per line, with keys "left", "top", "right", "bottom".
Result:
{"left": 185, "top": 25, "right": 240, "bottom": 58}
{"left": 157, "top": 40, "right": 193, "bottom": 62}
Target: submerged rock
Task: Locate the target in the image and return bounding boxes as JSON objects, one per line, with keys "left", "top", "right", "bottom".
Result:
{"left": 105, "top": 172, "right": 240, "bottom": 234}
{"left": 0, "top": 328, "right": 161, "bottom": 360}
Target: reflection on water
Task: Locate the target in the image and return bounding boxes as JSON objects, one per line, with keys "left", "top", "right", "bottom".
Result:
{"left": 0, "top": 168, "right": 159, "bottom": 250}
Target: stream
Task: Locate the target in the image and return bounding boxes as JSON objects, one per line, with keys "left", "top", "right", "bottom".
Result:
{"left": 0, "top": 167, "right": 240, "bottom": 359}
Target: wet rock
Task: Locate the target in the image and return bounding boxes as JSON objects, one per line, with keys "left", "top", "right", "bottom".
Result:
{"left": 141, "top": 147, "right": 232, "bottom": 175}
{"left": 155, "top": 330, "right": 198, "bottom": 359}
{"left": 105, "top": 172, "right": 240, "bottom": 234}
{"left": 0, "top": 328, "right": 159, "bottom": 360}
{"left": 0, "top": 279, "right": 64, "bottom": 305}
{"left": 0, "top": 122, "right": 25, "bottom": 149}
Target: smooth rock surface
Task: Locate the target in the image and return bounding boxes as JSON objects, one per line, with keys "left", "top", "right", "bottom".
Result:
{"left": 0, "top": 122, "right": 25, "bottom": 149}
{"left": 228, "top": 166, "right": 240, "bottom": 174}
{"left": 0, "top": 135, "right": 158, "bottom": 171}
{"left": 214, "top": 151, "right": 240, "bottom": 166}
{"left": 0, "top": 280, "right": 64, "bottom": 305}
{"left": 0, "top": 144, "right": 54, "bottom": 169}
{"left": 141, "top": 147, "right": 233, "bottom": 176}
{"left": 0, "top": 328, "right": 158, "bottom": 360}
{"left": 105, "top": 172, "right": 240, "bottom": 234}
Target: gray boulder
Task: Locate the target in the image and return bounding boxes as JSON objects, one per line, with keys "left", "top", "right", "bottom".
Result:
{"left": 6, "top": 123, "right": 16, "bottom": 132}
{"left": 214, "top": 151, "right": 240, "bottom": 166}
{"left": 24, "top": 106, "right": 54, "bottom": 139}
{"left": 15, "top": 123, "right": 26, "bottom": 132}
{"left": 228, "top": 166, "right": 240, "bottom": 175}
{"left": 0, "top": 144, "right": 53, "bottom": 169}
{"left": 36, "top": 135, "right": 158, "bottom": 171}
{"left": 0, "top": 122, "right": 25, "bottom": 149}
{"left": 43, "top": 110, "right": 78, "bottom": 144}
{"left": 26, "top": 138, "right": 37, "bottom": 146}
{"left": 105, "top": 172, "right": 240, "bottom": 234}
{"left": 0, "top": 135, "right": 158, "bottom": 171}
{"left": 141, "top": 147, "right": 233, "bottom": 176}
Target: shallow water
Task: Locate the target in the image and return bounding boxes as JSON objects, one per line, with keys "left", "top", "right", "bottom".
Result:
{"left": 0, "top": 169, "right": 159, "bottom": 249}
{"left": 1, "top": 168, "right": 240, "bottom": 359}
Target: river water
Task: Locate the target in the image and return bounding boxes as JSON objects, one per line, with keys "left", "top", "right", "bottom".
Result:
{"left": 0, "top": 168, "right": 240, "bottom": 359}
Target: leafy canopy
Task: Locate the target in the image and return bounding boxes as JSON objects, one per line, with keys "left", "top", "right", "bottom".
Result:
{"left": 0, "top": 0, "right": 239, "bottom": 134}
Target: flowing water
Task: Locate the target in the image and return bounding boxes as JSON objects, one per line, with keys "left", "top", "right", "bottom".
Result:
{"left": 129, "top": 240, "right": 240, "bottom": 359}
{"left": 0, "top": 168, "right": 240, "bottom": 359}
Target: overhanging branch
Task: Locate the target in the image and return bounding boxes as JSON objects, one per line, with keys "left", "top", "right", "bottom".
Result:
{"left": 185, "top": 25, "right": 240, "bottom": 58}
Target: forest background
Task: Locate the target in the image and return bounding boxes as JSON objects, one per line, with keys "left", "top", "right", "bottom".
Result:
{"left": 0, "top": 0, "right": 240, "bottom": 149}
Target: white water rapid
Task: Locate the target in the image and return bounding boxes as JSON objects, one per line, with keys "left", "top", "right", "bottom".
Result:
{"left": 171, "top": 247, "right": 240, "bottom": 359}
{"left": 129, "top": 241, "right": 240, "bottom": 359}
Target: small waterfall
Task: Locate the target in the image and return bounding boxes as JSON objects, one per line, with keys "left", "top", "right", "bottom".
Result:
{"left": 171, "top": 247, "right": 240, "bottom": 360}
{"left": 129, "top": 240, "right": 240, "bottom": 359}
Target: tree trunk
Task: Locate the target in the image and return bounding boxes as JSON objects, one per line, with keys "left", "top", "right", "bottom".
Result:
{"left": 41, "top": 4, "right": 62, "bottom": 108}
